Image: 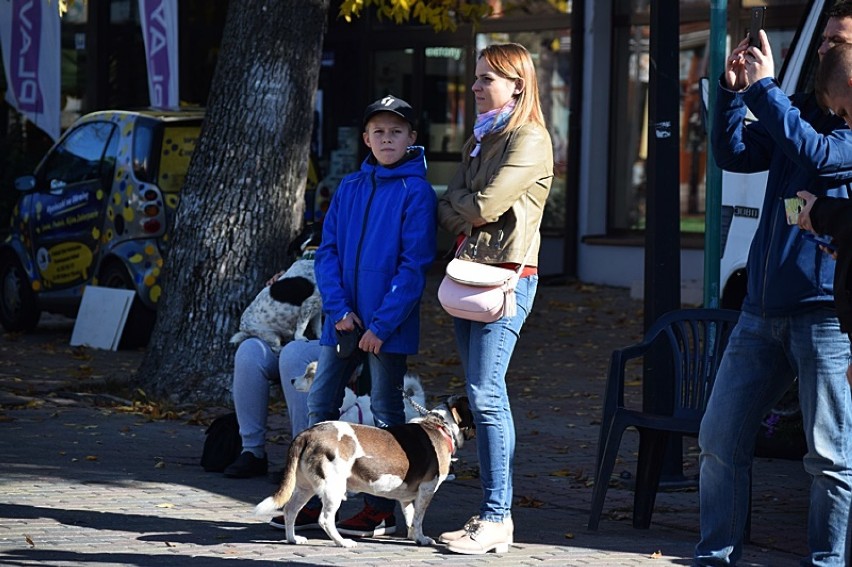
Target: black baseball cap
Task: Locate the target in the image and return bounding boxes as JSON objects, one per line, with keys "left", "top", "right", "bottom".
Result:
{"left": 362, "top": 95, "right": 416, "bottom": 129}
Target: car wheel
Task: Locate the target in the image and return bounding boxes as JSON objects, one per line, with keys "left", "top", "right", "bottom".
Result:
{"left": 98, "top": 262, "right": 156, "bottom": 348}
{"left": 0, "top": 254, "right": 41, "bottom": 332}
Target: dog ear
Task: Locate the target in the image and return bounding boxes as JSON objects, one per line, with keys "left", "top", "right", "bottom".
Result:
{"left": 270, "top": 276, "right": 315, "bottom": 305}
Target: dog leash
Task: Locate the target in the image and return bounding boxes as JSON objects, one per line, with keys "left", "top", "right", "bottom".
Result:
{"left": 365, "top": 353, "right": 460, "bottom": 455}
{"left": 361, "top": 351, "right": 430, "bottom": 418}
{"left": 339, "top": 397, "right": 365, "bottom": 424}
{"left": 399, "top": 381, "right": 429, "bottom": 417}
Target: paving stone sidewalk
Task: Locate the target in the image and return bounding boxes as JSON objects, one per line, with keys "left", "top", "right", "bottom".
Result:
{"left": 0, "top": 274, "right": 810, "bottom": 566}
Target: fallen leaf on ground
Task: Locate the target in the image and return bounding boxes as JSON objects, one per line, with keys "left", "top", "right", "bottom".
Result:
{"left": 517, "top": 495, "right": 544, "bottom": 508}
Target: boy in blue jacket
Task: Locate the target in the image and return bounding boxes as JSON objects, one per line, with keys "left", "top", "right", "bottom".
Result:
{"left": 695, "top": 11, "right": 852, "bottom": 566}
{"left": 306, "top": 95, "right": 437, "bottom": 537}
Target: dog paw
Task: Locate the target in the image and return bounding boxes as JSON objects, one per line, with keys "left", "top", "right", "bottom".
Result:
{"left": 415, "top": 536, "right": 436, "bottom": 546}
{"left": 290, "top": 535, "right": 308, "bottom": 545}
{"left": 338, "top": 538, "right": 358, "bottom": 548}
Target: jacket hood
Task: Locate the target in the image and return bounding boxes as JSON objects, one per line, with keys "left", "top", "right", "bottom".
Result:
{"left": 362, "top": 146, "right": 427, "bottom": 180}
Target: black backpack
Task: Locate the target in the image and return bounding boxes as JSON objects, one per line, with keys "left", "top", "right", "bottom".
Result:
{"left": 200, "top": 413, "right": 242, "bottom": 472}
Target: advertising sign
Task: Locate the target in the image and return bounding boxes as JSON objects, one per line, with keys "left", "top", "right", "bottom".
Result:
{"left": 139, "top": 0, "right": 179, "bottom": 109}
{"left": 0, "top": 0, "right": 61, "bottom": 140}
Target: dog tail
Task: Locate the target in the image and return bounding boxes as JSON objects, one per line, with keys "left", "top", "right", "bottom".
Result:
{"left": 253, "top": 434, "right": 304, "bottom": 516}
{"left": 230, "top": 331, "right": 249, "bottom": 346}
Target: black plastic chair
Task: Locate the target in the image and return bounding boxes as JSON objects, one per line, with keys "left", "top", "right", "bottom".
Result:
{"left": 587, "top": 308, "right": 740, "bottom": 531}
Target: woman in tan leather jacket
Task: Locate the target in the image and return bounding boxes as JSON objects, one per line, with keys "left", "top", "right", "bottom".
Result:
{"left": 436, "top": 42, "right": 554, "bottom": 555}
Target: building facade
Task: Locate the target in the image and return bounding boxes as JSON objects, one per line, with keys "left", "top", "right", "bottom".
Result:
{"left": 1, "top": 0, "right": 813, "bottom": 291}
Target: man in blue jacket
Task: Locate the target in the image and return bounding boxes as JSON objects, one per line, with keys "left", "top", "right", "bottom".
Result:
{"left": 307, "top": 95, "right": 437, "bottom": 538}
{"left": 695, "top": 8, "right": 852, "bottom": 566}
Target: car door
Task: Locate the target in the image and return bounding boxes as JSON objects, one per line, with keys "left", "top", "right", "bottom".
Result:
{"left": 27, "top": 120, "right": 119, "bottom": 291}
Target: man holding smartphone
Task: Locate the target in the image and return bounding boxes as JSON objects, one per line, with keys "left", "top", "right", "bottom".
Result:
{"left": 695, "top": 4, "right": 852, "bottom": 566}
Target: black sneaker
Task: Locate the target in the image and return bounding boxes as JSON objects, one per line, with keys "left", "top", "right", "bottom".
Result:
{"left": 223, "top": 452, "right": 268, "bottom": 478}
{"left": 336, "top": 504, "right": 397, "bottom": 537}
{"left": 269, "top": 506, "right": 336, "bottom": 532}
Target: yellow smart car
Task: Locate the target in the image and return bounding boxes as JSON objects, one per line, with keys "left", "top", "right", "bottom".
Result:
{"left": 0, "top": 108, "right": 203, "bottom": 345}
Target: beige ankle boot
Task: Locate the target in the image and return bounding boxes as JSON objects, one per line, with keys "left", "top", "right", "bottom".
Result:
{"left": 445, "top": 518, "right": 512, "bottom": 555}
{"left": 439, "top": 516, "right": 514, "bottom": 544}
{"left": 439, "top": 516, "right": 476, "bottom": 543}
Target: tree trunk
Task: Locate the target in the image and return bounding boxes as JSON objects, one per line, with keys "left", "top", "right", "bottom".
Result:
{"left": 138, "top": 0, "right": 329, "bottom": 404}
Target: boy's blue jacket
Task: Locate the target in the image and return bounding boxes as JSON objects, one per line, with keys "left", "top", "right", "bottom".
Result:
{"left": 315, "top": 146, "right": 437, "bottom": 354}
{"left": 712, "top": 77, "right": 852, "bottom": 316}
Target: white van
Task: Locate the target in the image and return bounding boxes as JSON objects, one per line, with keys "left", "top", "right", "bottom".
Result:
{"left": 719, "top": 0, "right": 829, "bottom": 309}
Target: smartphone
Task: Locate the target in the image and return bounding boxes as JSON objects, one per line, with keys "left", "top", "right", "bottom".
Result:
{"left": 784, "top": 197, "right": 805, "bottom": 225}
{"left": 749, "top": 7, "right": 766, "bottom": 48}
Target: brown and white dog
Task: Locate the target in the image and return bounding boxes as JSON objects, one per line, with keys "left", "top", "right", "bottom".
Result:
{"left": 254, "top": 395, "right": 474, "bottom": 548}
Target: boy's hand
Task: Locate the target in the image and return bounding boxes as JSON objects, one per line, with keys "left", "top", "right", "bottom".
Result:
{"left": 744, "top": 30, "right": 774, "bottom": 84}
{"left": 359, "top": 330, "right": 384, "bottom": 355}
{"left": 335, "top": 312, "right": 363, "bottom": 332}
{"left": 796, "top": 190, "right": 818, "bottom": 233}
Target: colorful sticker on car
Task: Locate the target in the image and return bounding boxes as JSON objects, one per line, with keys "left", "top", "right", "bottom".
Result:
{"left": 37, "top": 242, "right": 95, "bottom": 285}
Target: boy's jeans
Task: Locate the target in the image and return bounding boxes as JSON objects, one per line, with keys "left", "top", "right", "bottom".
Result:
{"left": 452, "top": 275, "right": 538, "bottom": 523}
{"left": 695, "top": 309, "right": 852, "bottom": 566}
{"left": 307, "top": 344, "right": 407, "bottom": 514}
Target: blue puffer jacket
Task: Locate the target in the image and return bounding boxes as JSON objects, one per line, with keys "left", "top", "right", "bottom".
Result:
{"left": 315, "top": 146, "right": 437, "bottom": 354}
{"left": 713, "top": 77, "right": 852, "bottom": 317}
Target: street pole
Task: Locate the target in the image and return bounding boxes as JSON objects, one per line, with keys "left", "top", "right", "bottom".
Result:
{"left": 704, "top": 0, "right": 727, "bottom": 309}
{"left": 643, "top": 0, "right": 682, "bottom": 479}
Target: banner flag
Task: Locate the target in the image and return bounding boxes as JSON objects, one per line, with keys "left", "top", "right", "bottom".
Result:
{"left": 139, "top": 0, "right": 179, "bottom": 109}
{"left": 0, "top": 0, "right": 61, "bottom": 140}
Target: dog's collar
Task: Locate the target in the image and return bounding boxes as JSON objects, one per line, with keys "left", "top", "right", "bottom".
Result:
{"left": 300, "top": 248, "right": 317, "bottom": 261}
{"left": 437, "top": 423, "right": 456, "bottom": 455}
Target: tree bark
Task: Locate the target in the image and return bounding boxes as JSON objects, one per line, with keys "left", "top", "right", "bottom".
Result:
{"left": 138, "top": 0, "right": 329, "bottom": 403}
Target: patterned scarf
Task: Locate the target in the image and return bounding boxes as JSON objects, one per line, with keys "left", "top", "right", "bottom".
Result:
{"left": 470, "top": 98, "right": 516, "bottom": 157}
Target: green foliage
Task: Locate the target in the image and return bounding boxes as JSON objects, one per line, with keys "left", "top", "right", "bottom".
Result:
{"left": 338, "top": 0, "right": 493, "bottom": 32}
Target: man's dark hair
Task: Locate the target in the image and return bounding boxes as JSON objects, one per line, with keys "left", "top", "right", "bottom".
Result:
{"left": 828, "top": 0, "right": 852, "bottom": 19}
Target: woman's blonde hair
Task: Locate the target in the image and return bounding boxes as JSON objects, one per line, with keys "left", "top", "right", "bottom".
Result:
{"left": 478, "top": 42, "right": 545, "bottom": 131}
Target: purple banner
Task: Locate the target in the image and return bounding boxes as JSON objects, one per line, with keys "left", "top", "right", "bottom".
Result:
{"left": 140, "top": 0, "right": 178, "bottom": 109}
{"left": 9, "top": 0, "right": 44, "bottom": 113}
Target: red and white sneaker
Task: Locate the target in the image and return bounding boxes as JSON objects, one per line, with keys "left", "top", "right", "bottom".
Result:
{"left": 335, "top": 504, "right": 397, "bottom": 537}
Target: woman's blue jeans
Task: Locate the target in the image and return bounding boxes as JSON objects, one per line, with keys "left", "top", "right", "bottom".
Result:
{"left": 453, "top": 275, "right": 538, "bottom": 523}
{"left": 695, "top": 309, "right": 852, "bottom": 566}
{"left": 307, "top": 344, "right": 407, "bottom": 513}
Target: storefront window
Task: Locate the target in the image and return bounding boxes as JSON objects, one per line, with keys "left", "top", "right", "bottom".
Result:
{"left": 61, "top": 5, "right": 87, "bottom": 130}
{"left": 371, "top": 47, "right": 467, "bottom": 157}
{"left": 476, "top": 31, "right": 571, "bottom": 233}
{"left": 610, "top": 1, "right": 807, "bottom": 234}
{"left": 373, "top": 49, "right": 414, "bottom": 102}
{"left": 423, "top": 46, "right": 466, "bottom": 154}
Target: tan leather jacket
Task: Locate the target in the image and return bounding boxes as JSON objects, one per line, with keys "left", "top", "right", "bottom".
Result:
{"left": 438, "top": 123, "right": 553, "bottom": 266}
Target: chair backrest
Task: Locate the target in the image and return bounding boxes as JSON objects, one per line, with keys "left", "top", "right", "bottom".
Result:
{"left": 645, "top": 308, "right": 740, "bottom": 421}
